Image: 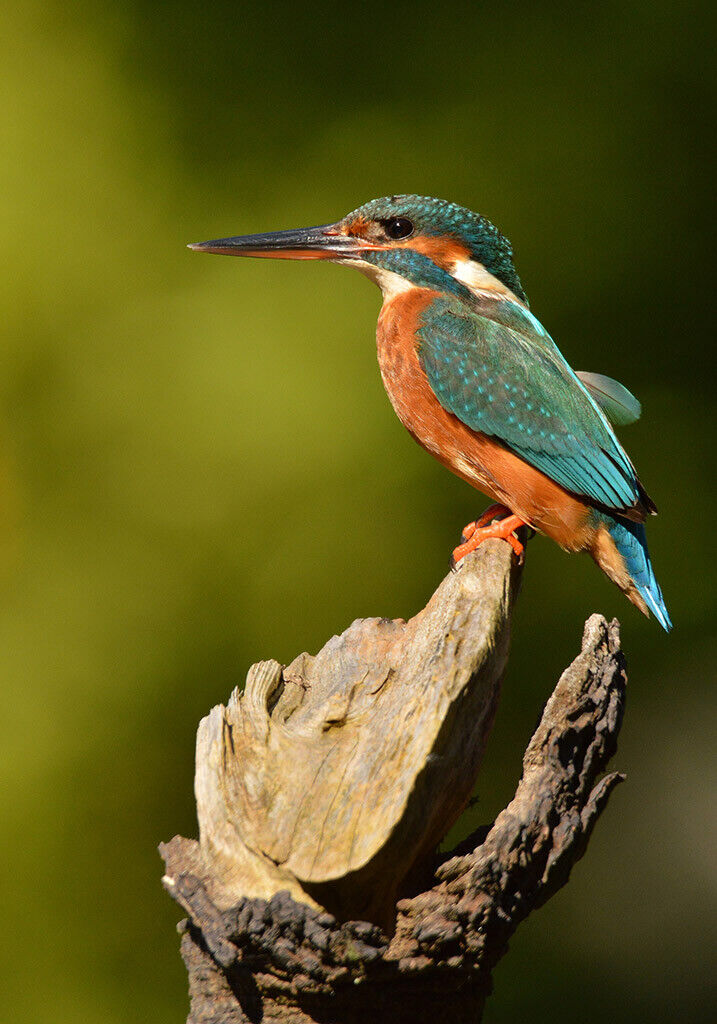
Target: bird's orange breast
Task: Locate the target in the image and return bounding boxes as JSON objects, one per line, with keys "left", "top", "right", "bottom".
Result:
{"left": 376, "top": 288, "right": 596, "bottom": 552}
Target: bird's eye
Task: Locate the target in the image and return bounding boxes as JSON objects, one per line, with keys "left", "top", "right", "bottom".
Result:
{"left": 382, "top": 217, "right": 414, "bottom": 240}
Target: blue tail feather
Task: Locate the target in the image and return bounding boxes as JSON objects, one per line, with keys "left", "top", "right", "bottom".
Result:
{"left": 603, "top": 514, "right": 672, "bottom": 631}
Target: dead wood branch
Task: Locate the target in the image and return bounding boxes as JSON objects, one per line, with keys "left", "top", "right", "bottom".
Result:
{"left": 161, "top": 541, "right": 626, "bottom": 1023}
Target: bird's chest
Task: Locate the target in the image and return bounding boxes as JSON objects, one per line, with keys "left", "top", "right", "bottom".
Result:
{"left": 376, "top": 290, "right": 445, "bottom": 445}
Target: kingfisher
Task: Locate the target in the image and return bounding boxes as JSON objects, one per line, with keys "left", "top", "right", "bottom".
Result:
{"left": 190, "top": 195, "right": 671, "bottom": 630}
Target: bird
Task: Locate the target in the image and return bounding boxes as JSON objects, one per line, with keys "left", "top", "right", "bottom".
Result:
{"left": 189, "top": 195, "right": 671, "bottom": 630}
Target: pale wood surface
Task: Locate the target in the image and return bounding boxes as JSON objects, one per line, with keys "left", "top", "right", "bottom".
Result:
{"left": 181, "top": 540, "right": 521, "bottom": 924}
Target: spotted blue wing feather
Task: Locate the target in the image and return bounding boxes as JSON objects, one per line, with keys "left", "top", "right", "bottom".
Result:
{"left": 417, "top": 294, "right": 646, "bottom": 514}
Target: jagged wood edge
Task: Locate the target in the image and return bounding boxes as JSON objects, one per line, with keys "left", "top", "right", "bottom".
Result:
{"left": 160, "top": 613, "right": 626, "bottom": 1019}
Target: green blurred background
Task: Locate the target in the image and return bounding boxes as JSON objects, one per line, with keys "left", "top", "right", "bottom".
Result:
{"left": 1, "top": 1, "right": 714, "bottom": 1020}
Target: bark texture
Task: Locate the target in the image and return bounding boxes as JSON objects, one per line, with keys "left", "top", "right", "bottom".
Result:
{"left": 161, "top": 540, "right": 627, "bottom": 1023}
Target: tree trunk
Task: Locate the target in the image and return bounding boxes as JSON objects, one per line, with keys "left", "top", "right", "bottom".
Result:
{"left": 161, "top": 539, "right": 626, "bottom": 1023}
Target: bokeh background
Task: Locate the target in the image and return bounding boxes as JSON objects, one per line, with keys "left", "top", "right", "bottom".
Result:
{"left": 2, "top": 1, "right": 715, "bottom": 1020}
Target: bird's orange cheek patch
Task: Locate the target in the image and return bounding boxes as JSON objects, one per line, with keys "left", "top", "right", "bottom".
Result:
{"left": 395, "top": 236, "right": 471, "bottom": 271}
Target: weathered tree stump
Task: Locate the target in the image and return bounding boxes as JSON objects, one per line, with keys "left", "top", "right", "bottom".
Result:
{"left": 161, "top": 540, "right": 627, "bottom": 1023}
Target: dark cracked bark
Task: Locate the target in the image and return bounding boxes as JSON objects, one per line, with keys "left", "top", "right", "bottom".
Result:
{"left": 161, "top": 543, "right": 627, "bottom": 1024}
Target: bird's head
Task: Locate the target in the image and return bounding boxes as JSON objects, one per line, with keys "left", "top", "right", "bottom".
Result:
{"left": 190, "top": 195, "right": 526, "bottom": 304}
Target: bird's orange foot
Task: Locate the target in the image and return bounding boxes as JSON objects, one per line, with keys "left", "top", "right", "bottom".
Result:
{"left": 459, "top": 503, "right": 511, "bottom": 544}
{"left": 451, "top": 509, "right": 527, "bottom": 569}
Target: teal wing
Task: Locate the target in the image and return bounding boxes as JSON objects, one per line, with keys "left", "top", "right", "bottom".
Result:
{"left": 417, "top": 294, "right": 648, "bottom": 515}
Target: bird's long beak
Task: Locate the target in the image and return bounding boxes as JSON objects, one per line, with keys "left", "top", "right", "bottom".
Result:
{"left": 188, "top": 223, "right": 364, "bottom": 261}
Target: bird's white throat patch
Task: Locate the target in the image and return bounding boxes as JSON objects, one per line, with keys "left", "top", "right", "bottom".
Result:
{"left": 345, "top": 259, "right": 416, "bottom": 300}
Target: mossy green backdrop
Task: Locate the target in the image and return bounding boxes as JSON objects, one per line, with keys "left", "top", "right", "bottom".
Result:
{"left": 1, "top": 2, "right": 714, "bottom": 1020}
